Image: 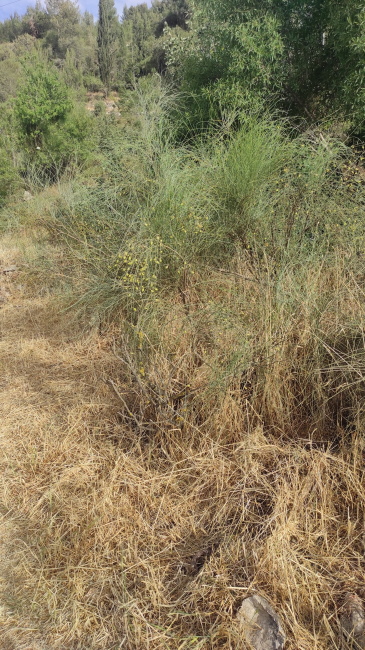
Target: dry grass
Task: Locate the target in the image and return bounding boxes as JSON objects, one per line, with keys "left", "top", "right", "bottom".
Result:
{"left": 0, "top": 230, "right": 365, "bottom": 649}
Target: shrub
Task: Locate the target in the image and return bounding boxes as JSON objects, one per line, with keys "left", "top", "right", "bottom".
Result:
{"left": 0, "top": 148, "right": 19, "bottom": 206}
{"left": 41, "top": 84, "right": 365, "bottom": 328}
{"left": 15, "top": 54, "right": 71, "bottom": 143}
{"left": 93, "top": 100, "right": 106, "bottom": 117}
{"left": 83, "top": 74, "right": 105, "bottom": 93}
{"left": 19, "top": 102, "right": 95, "bottom": 185}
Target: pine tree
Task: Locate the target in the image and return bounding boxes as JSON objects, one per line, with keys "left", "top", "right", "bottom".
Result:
{"left": 97, "top": 0, "right": 118, "bottom": 93}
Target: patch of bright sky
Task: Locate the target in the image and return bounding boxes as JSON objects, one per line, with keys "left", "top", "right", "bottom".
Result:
{"left": 0, "top": 0, "right": 151, "bottom": 22}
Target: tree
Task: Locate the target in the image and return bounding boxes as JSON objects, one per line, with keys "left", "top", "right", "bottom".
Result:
{"left": 164, "top": 0, "right": 365, "bottom": 130}
{"left": 165, "top": 0, "right": 284, "bottom": 123}
{"left": 0, "top": 13, "right": 25, "bottom": 43}
{"left": 268, "top": 0, "right": 365, "bottom": 127}
{"left": 97, "top": 0, "right": 119, "bottom": 93}
{"left": 44, "top": 0, "right": 81, "bottom": 59}
{"left": 118, "top": 0, "right": 190, "bottom": 82}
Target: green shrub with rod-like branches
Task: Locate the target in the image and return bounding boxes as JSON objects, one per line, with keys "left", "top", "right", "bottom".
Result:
{"left": 41, "top": 81, "right": 365, "bottom": 328}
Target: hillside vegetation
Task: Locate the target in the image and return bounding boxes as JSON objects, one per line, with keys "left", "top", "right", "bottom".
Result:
{"left": 1, "top": 1, "right": 365, "bottom": 649}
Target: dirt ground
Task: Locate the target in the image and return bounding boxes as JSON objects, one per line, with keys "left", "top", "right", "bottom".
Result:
{"left": 0, "top": 233, "right": 120, "bottom": 648}
{"left": 1, "top": 231, "right": 365, "bottom": 650}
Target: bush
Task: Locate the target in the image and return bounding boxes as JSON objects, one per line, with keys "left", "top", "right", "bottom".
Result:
{"left": 0, "top": 148, "right": 19, "bottom": 206}
{"left": 212, "top": 120, "right": 350, "bottom": 257}
{"left": 41, "top": 84, "right": 365, "bottom": 328}
{"left": 83, "top": 75, "right": 104, "bottom": 93}
{"left": 93, "top": 100, "right": 106, "bottom": 117}
{"left": 18, "top": 103, "right": 96, "bottom": 185}
{"left": 15, "top": 55, "right": 71, "bottom": 143}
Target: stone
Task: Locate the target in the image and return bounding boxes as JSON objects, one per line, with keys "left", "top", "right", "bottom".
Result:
{"left": 340, "top": 593, "right": 365, "bottom": 649}
{"left": 1, "top": 266, "right": 17, "bottom": 274}
{"left": 237, "top": 594, "right": 286, "bottom": 650}
{"left": 23, "top": 190, "right": 33, "bottom": 201}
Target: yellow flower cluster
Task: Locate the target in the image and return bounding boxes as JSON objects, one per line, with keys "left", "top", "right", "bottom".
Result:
{"left": 170, "top": 210, "right": 209, "bottom": 237}
{"left": 107, "top": 238, "right": 163, "bottom": 298}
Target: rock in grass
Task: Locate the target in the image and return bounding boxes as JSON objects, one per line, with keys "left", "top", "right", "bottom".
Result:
{"left": 340, "top": 593, "right": 365, "bottom": 649}
{"left": 237, "top": 595, "right": 286, "bottom": 650}
{"left": 1, "top": 266, "right": 17, "bottom": 274}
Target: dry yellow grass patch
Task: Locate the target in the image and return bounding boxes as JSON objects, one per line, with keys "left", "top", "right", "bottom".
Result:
{"left": 0, "top": 232, "right": 364, "bottom": 649}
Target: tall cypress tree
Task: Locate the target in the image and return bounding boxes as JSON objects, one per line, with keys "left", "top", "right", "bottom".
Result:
{"left": 97, "top": 0, "right": 118, "bottom": 93}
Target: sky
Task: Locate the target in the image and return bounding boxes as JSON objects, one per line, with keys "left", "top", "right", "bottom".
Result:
{"left": 0, "top": 0, "right": 150, "bottom": 22}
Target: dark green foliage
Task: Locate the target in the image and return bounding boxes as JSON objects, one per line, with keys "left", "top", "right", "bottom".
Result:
{"left": 83, "top": 75, "right": 104, "bottom": 92}
{"left": 0, "top": 2, "right": 97, "bottom": 86}
{"left": 43, "top": 0, "right": 81, "bottom": 59}
{"left": 0, "top": 13, "right": 25, "bottom": 43}
{"left": 97, "top": 0, "right": 119, "bottom": 92}
{"left": 154, "top": 0, "right": 189, "bottom": 36}
{"left": 164, "top": 0, "right": 285, "bottom": 127}
{"left": 270, "top": 0, "right": 365, "bottom": 126}
{"left": 0, "top": 0, "right": 363, "bottom": 132}
{"left": 164, "top": 0, "right": 365, "bottom": 129}
{"left": 119, "top": 0, "right": 189, "bottom": 82}
{"left": 28, "top": 105, "right": 95, "bottom": 182}
{"left": 15, "top": 56, "right": 71, "bottom": 141}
